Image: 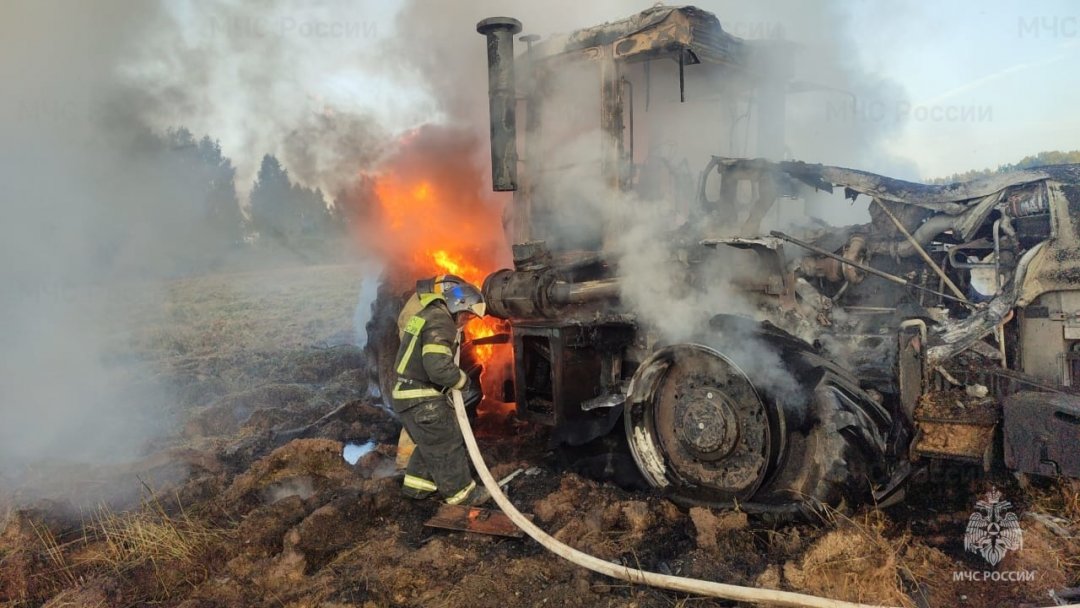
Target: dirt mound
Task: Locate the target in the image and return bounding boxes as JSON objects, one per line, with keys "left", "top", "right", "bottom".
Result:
{"left": 532, "top": 473, "right": 683, "bottom": 561}
{"left": 779, "top": 512, "right": 953, "bottom": 608}
{"left": 286, "top": 484, "right": 397, "bottom": 572}
{"left": 0, "top": 510, "right": 63, "bottom": 603}
{"left": 8, "top": 266, "right": 1080, "bottom": 608}
{"left": 1001, "top": 518, "right": 1070, "bottom": 595}
{"left": 227, "top": 487, "right": 395, "bottom": 595}
{"left": 689, "top": 506, "right": 748, "bottom": 551}
{"left": 785, "top": 526, "right": 910, "bottom": 605}
{"left": 233, "top": 494, "right": 309, "bottom": 558}
{"left": 314, "top": 399, "right": 403, "bottom": 446}
{"left": 224, "top": 438, "right": 358, "bottom": 507}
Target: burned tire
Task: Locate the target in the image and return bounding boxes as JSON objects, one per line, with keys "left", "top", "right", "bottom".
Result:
{"left": 363, "top": 281, "right": 407, "bottom": 412}
{"left": 763, "top": 368, "right": 893, "bottom": 512}
{"left": 625, "top": 316, "right": 894, "bottom": 515}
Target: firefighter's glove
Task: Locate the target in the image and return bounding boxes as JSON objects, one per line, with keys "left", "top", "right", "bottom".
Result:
{"left": 459, "top": 377, "right": 483, "bottom": 408}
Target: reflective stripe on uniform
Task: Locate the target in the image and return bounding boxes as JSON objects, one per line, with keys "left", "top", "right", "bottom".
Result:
{"left": 391, "top": 380, "right": 442, "bottom": 400}
{"left": 403, "top": 474, "right": 437, "bottom": 492}
{"left": 444, "top": 480, "right": 476, "bottom": 505}
{"left": 418, "top": 292, "right": 444, "bottom": 307}
{"left": 422, "top": 343, "right": 454, "bottom": 357}
{"left": 395, "top": 315, "right": 427, "bottom": 375}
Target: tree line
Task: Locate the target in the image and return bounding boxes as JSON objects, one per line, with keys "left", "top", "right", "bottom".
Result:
{"left": 930, "top": 150, "right": 1080, "bottom": 184}
{"left": 146, "top": 126, "right": 356, "bottom": 267}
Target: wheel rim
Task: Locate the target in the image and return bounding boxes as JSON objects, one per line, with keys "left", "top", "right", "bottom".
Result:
{"left": 625, "top": 344, "right": 783, "bottom": 502}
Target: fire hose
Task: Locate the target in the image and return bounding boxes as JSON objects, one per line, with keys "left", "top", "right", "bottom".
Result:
{"left": 450, "top": 389, "right": 1080, "bottom": 608}
{"left": 448, "top": 388, "right": 893, "bottom": 608}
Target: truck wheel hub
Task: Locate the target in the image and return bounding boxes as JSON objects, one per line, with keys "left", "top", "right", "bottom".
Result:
{"left": 626, "top": 344, "right": 782, "bottom": 502}
{"left": 675, "top": 388, "right": 739, "bottom": 459}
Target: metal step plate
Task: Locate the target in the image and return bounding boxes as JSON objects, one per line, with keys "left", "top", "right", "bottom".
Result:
{"left": 423, "top": 504, "right": 532, "bottom": 538}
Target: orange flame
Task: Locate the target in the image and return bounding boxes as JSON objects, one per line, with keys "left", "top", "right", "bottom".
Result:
{"left": 431, "top": 249, "right": 484, "bottom": 286}
{"left": 429, "top": 247, "right": 513, "bottom": 421}
{"left": 351, "top": 125, "right": 516, "bottom": 422}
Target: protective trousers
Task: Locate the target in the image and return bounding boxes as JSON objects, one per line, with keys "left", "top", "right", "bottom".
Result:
{"left": 397, "top": 397, "right": 476, "bottom": 504}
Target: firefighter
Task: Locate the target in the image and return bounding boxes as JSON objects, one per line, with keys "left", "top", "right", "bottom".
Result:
{"left": 392, "top": 274, "right": 489, "bottom": 506}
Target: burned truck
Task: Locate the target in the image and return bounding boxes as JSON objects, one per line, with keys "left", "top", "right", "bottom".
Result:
{"left": 376, "top": 6, "right": 1080, "bottom": 516}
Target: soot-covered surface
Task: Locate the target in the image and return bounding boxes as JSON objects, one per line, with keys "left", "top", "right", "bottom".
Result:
{"left": 1, "top": 265, "right": 1076, "bottom": 608}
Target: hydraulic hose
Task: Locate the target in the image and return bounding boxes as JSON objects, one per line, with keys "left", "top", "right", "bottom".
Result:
{"left": 449, "top": 388, "right": 895, "bottom": 608}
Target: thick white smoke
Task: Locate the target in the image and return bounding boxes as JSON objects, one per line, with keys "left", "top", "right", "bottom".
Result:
{"left": 127, "top": 0, "right": 914, "bottom": 410}
{"left": 533, "top": 147, "right": 810, "bottom": 405}
{"left": 0, "top": 0, "right": 916, "bottom": 498}
{"left": 0, "top": 1, "right": 186, "bottom": 498}
{"left": 121, "top": 0, "right": 409, "bottom": 196}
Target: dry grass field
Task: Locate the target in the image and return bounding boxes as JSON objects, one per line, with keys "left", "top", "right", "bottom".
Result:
{"left": 1, "top": 264, "right": 1077, "bottom": 608}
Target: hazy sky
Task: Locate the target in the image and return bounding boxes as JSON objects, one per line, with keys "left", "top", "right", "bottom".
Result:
{"left": 346, "top": 0, "right": 1079, "bottom": 179}
{"left": 9, "top": 0, "right": 1076, "bottom": 186}
{"left": 231, "top": 0, "right": 1077, "bottom": 180}
{"left": 845, "top": 0, "right": 1080, "bottom": 176}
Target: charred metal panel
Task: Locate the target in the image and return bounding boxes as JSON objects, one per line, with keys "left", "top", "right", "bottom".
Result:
{"left": 1019, "top": 180, "right": 1080, "bottom": 306}
{"left": 777, "top": 161, "right": 1050, "bottom": 210}
{"left": 1018, "top": 291, "right": 1080, "bottom": 386}
{"left": 424, "top": 504, "right": 529, "bottom": 538}
{"left": 897, "top": 322, "right": 925, "bottom": 424}
{"left": 1003, "top": 391, "right": 1080, "bottom": 478}
{"left": 553, "top": 6, "right": 749, "bottom": 68}
{"left": 700, "top": 236, "right": 795, "bottom": 309}
{"left": 511, "top": 323, "right": 634, "bottom": 430}
{"left": 1020, "top": 292, "right": 1073, "bottom": 384}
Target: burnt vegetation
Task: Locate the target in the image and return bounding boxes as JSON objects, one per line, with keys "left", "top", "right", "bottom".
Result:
{"left": 0, "top": 263, "right": 1076, "bottom": 608}
{"left": 4, "top": 3, "right": 1080, "bottom": 607}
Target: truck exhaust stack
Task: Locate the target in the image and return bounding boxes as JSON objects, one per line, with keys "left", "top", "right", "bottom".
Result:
{"left": 476, "top": 17, "right": 522, "bottom": 192}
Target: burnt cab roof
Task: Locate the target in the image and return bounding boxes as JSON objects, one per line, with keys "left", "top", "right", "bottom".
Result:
{"left": 535, "top": 5, "right": 749, "bottom": 68}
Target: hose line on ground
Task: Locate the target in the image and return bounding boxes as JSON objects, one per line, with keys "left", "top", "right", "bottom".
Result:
{"left": 449, "top": 389, "right": 896, "bottom": 608}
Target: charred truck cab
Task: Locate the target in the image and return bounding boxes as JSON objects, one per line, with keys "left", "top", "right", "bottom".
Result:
{"left": 467, "top": 6, "right": 1080, "bottom": 515}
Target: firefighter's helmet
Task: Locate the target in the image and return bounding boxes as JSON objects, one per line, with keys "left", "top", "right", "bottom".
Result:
{"left": 421, "top": 274, "right": 486, "bottom": 318}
